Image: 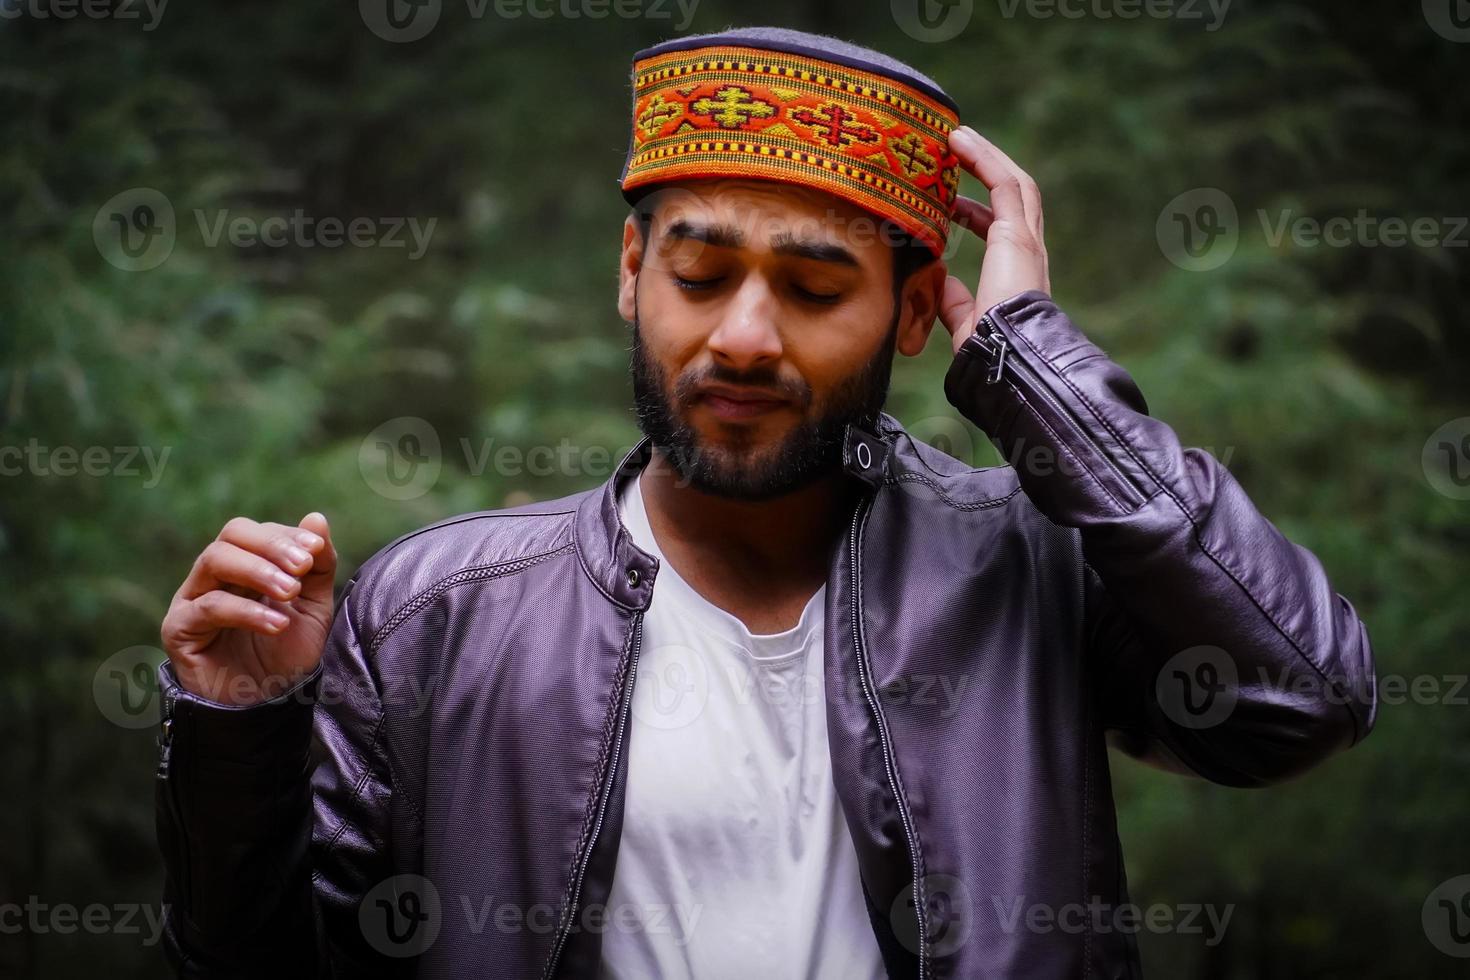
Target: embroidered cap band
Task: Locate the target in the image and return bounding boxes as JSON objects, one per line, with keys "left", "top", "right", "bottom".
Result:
{"left": 618, "top": 28, "right": 963, "bottom": 257}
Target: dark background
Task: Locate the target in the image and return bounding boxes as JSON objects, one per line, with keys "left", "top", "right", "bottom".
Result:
{"left": 2, "top": 0, "right": 1467, "bottom": 976}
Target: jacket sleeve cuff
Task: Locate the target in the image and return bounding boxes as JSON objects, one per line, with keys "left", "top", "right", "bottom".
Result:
{"left": 157, "top": 659, "right": 322, "bottom": 770}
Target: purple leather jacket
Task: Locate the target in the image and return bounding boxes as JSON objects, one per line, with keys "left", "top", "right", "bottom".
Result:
{"left": 154, "top": 291, "right": 1378, "bottom": 978}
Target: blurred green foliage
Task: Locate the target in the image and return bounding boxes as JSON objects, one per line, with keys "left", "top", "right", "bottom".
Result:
{"left": 0, "top": 1, "right": 1466, "bottom": 976}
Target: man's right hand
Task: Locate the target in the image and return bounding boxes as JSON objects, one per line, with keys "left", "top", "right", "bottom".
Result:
{"left": 161, "top": 512, "right": 337, "bottom": 706}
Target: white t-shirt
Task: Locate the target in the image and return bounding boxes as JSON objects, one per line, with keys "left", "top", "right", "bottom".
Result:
{"left": 596, "top": 472, "right": 888, "bottom": 980}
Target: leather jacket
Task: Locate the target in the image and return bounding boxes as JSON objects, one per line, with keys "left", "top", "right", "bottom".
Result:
{"left": 154, "top": 290, "right": 1378, "bottom": 978}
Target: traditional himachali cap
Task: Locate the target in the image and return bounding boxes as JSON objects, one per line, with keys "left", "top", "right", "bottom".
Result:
{"left": 618, "top": 26, "right": 963, "bottom": 258}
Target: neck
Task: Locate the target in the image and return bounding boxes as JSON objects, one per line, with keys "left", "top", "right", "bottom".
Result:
{"left": 637, "top": 446, "right": 859, "bottom": 588}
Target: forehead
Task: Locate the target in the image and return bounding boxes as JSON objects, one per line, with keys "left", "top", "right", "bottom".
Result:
{"left": 644, "top": 178, "right": 892, "bottom": 257}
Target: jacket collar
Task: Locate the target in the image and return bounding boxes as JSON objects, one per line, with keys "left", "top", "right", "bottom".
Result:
{"left": 573, "top": 415, "right": 902, "bottom": 610}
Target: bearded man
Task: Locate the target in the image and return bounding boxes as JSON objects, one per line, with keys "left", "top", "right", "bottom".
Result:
{"left": 154, "top": 26, "right": 1377, "bottom": 979}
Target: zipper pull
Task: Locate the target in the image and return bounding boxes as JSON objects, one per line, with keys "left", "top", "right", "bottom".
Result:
{"left": 156, "top": 687, "right": 176, "bottom": 780}
{"left": 971, "top": 314, "right": 1008, "bottom": 384}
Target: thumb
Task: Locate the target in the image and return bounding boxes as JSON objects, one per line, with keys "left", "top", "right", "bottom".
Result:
{"left": 295, "top": 511, "right": 337, "bottom": 609}
{"left": 937, "top": 275, "right": 976, "bottom": 349}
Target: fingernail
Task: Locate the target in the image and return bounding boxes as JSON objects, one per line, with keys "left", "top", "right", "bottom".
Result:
{"left": 287, "top": 546, "right": 311, "bottom": 565}
{"left": 273, "top": 571, "right": 298, "bottom": 594}
{"left": 294, "top": 531, "right": 322, "bottom": 549}
{"left": 264, "top": 609, "right": 290, "bottom": 631}
{"left": 948, "top": 127, "right": 978, "bottom": 152}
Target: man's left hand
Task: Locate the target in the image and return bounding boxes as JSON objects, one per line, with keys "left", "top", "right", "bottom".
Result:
{"left": 937, "top": 126, "right": 1052, "bottom": 355}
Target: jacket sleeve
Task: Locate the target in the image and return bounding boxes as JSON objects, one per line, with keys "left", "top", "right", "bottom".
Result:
{"left": 155, "top": 576, "right": 415, "bottom": 976}
{"left": 942, "top": 289, "right": 1378, "bottom": 787}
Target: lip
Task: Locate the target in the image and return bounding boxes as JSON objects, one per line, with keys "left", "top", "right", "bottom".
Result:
{"left": 695, "top": 383, "right": 790, "bottom": 420}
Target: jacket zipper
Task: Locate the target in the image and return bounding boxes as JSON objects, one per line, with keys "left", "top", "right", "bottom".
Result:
{"left": 848, "top": 496, "right": 928, "bottom": 978}
{"left": 157, "top": 685, "right": 176, "bottom": 778}
{"left": 156, "top": 684, "right": 192, "bottom": 909}
{"left": 972, "top": 314, "right": 1149, "bottom": 510}
{"left": 543, "top": 615, "right": 644, "bottom": 979}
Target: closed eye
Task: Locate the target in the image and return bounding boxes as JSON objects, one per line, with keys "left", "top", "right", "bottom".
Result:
{"left": 674, "top": 274, "right": 723, "bottom": 291}
{"left": 794, "top": 285, "right": 842, "bottom": 305}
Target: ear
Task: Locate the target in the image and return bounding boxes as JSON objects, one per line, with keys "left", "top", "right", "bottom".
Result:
{"left": 617, "top": 213, "right": 644, "bottom": 323}
{"left": 895, "top": 259, "right": 948, "bottom": 357}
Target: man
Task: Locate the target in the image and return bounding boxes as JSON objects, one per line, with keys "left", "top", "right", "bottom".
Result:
{"left": 154, "top": 26, "right": 1378, "bottom": 979}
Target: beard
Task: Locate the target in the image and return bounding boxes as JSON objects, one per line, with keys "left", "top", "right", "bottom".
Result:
{"left": 629, "top": 303, "right": 899, "bottom": 502}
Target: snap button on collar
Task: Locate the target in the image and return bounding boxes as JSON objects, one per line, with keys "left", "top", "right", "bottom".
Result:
{"left": 842, "top": 423, "right": 890, "bottom": 488}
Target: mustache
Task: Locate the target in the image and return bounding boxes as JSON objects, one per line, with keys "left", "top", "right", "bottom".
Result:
{"left": 671, "top": 365, "right": 812, "bottom": 409}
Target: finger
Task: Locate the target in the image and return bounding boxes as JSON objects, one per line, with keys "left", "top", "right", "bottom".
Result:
{"left": 947, "top": 127, "right": 1031, "bottom": 229}
{"left": 965, "top": 130, "right": 1043, "bottom": 237}
{"left": 952, "top": 196, "right": 995, "bottom": 240}
{"left": 215, "top": 516, "right": 321, "bottom": 579}
{"left": 294, "top": 512, "right": 337, "bottom": 609}
{"left": 179, "top": 540, "right": 306, "bottom": 603}
{"left": 167, "top": 591, "right": 291, "bottom": 648}
{"left": 936, "top": 275, "right": 977, "bottom": 343}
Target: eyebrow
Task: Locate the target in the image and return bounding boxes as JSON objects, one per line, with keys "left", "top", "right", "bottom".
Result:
{"left": 662, "top": 219, "right": 861, "bottom": 268}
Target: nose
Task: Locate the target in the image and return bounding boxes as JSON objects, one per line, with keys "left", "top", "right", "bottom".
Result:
{"left": 705, "top": 276, "right": 782, "bottom": 373}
